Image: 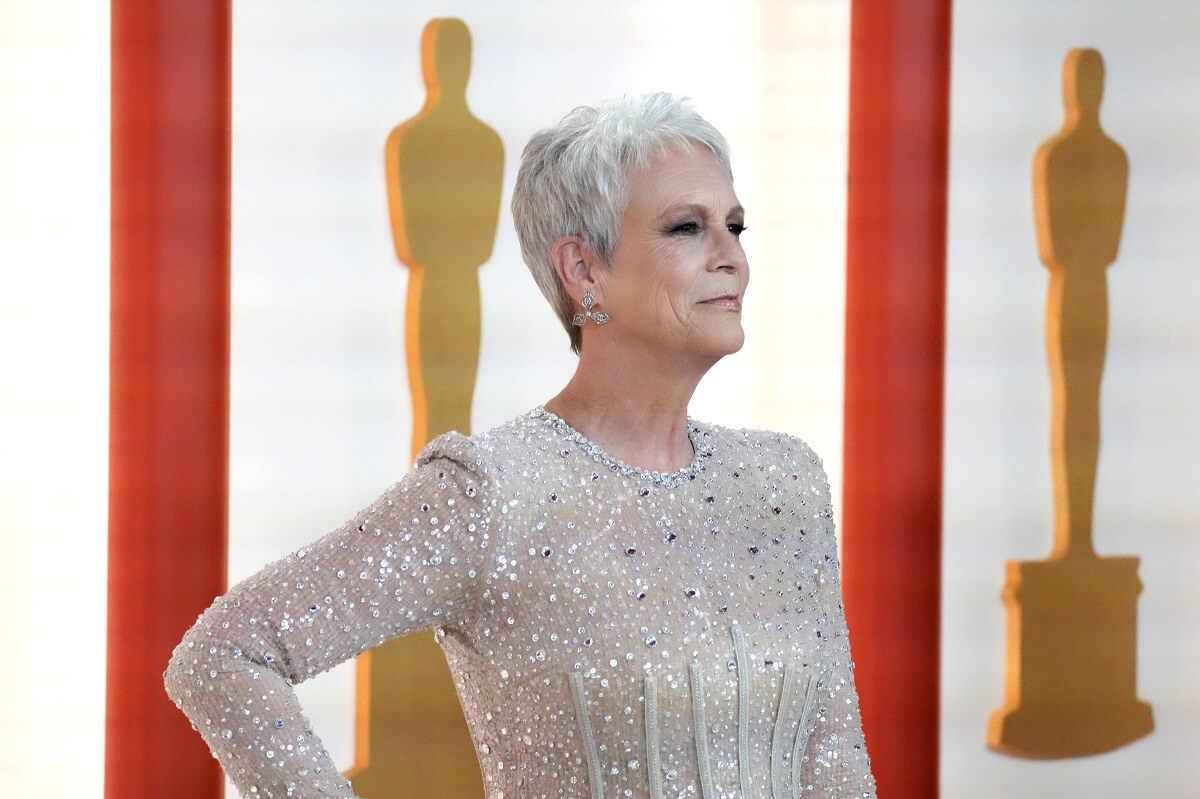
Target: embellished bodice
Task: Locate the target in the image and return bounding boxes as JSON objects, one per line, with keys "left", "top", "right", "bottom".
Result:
{"left": 166, "top": 409, "right": 876, "bottom": 799}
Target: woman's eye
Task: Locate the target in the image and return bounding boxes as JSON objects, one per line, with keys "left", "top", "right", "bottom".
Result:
{"left": 669, "top": 222, "right": 701, "bottom": 235}
{"left": 727, "top": 223, "right": 747, "bottom": 237}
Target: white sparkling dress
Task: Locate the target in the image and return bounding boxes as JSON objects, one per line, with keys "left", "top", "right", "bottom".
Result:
{"left": 166, "top": 408, "right": 877, "bottom": 799}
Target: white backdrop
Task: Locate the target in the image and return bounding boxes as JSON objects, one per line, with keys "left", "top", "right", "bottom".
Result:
{"left": 0, "top": 2, "right": 109, "bottom": 797}
{"left": 942, "top": 1, "right": 1200, "bottom": 797}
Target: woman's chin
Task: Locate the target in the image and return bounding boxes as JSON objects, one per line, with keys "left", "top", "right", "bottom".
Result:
{"left": 695, "top": 326, "right": 745, "bottom": 360}
{"left": 720, "top": 319, "right": 746, "bottom": 352}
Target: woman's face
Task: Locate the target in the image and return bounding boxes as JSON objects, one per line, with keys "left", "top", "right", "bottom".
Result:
{"left": 596, "top": 145, "right": 749, "bottom": 364}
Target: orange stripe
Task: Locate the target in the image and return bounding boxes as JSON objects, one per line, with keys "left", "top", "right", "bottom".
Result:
{"left": 106, "top": 2, "right": 230, "bottom": 797}
{"left": 842, "top": 1, "right": 950, "bottom": 797}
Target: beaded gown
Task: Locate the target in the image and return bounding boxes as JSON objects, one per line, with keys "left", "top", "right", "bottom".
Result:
{"left": 165, "top": 408, "right": 878, "bottom": 799}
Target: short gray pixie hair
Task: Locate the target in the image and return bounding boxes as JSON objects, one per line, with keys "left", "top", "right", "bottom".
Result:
{"left": 512, "top": 92, "right": 732, "bottom": 354}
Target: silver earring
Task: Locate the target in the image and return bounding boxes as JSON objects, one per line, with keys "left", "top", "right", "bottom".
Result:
{"left": 571, "top": 291, "right": 611, "bottom": 326}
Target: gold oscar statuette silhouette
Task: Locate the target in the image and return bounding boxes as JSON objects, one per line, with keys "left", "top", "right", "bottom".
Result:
{"left": 987, "top": 48, "right": 1153, "bottom": 758}
{"left": 347, "top": 18, "right": 503, "bottom": 797}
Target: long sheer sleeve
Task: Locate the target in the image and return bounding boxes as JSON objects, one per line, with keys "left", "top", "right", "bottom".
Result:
{"left": 794, "top": 449, "right": 878, "bottom": 798}
{"left": 164, "top": 434, "right": 491, "bottom": 799}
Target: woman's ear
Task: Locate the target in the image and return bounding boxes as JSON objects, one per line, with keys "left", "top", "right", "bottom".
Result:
{"left": 551, "top": 236, "right": 601, "bottom": 305}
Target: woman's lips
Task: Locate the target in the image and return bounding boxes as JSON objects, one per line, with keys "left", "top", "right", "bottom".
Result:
{"left": 699, "top": 295, "right": 742, "bottom": 311}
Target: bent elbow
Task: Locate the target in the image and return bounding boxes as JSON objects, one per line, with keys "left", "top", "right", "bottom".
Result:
{"left": 163, "top": 626, "right": 207, "bottom": 715}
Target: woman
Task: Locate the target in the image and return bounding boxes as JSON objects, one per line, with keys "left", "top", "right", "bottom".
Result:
{"left": 166, "top": 92, "right": 877, "bottom": 799}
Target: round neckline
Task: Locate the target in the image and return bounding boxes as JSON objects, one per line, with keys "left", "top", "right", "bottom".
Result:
{"left": 530, "top": 406, "right": 711, "bottom": 488}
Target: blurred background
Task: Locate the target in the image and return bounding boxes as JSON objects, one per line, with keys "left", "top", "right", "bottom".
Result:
{"left": 1, "top": 0, "right": 1196, "bottom": 797}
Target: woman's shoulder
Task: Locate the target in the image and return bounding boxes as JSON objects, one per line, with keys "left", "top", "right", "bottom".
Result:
{"left": 413, "top": 409, "right": 547, "bottom": 473}
{"left": 699, "top": 419, "right": 826, "bottom": 470}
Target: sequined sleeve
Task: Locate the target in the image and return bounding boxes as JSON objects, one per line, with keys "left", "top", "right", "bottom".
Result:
{"left": 792, "top": 441, "right": 877, "bottom": 798}
{"left": 164, "top": 433, "right": 491, "bottom": 799}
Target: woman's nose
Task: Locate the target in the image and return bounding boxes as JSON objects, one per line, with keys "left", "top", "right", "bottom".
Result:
{"left": 712, "top": 230, "right": 748, "bottom": 273}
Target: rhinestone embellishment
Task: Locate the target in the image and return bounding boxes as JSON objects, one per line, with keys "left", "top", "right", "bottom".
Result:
{"left": 531, "top": 407, "right": 710, "bottom": 489}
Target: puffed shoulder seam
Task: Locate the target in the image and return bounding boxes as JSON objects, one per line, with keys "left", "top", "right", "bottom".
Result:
{"left": 415, "top": 429, "right": 475, "bottom": 463}
{"left": 412, "top": 429, "right": 496, "bottom": 484}
{"left": 413, "top": 430, "right": 495, "bottom": 629}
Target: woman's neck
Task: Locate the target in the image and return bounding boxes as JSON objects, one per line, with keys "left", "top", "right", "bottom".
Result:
{"left": 544, "top": 344, "right": 712, "bottom": 473}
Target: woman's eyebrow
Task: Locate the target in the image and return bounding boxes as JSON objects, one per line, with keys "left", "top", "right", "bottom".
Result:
{"left": 656, "top": 202, "right": 745, "bottom": 220}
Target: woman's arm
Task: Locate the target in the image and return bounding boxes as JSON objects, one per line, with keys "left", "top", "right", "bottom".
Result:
{"left": 798, "top": 568, "right": 877, "bottom": 798}
{"left": 164, "top": 436, "right": 491, "bottom": 798}
{"left": 792, "top": 442, "right": 878, "bottom": 799}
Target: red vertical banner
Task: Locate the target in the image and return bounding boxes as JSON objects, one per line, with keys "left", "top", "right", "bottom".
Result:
{"left": 842, "top": 1, "right": 951, "bottom": 797}
{"left": 107, "top": 2, "right": 230, "bottom": 797}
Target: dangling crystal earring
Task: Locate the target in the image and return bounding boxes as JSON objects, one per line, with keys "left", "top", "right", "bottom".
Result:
{"left": 571, "top": 291, "right": 611, "bottom": 326}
